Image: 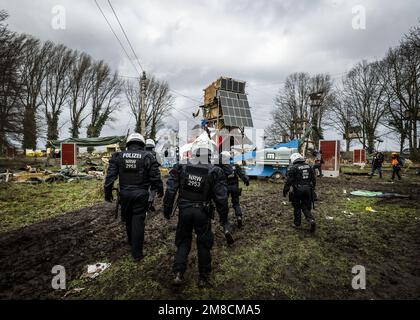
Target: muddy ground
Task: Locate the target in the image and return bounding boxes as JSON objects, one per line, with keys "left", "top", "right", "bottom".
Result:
{"left": 1, "top": 174, "right": 419, "bottom": 299}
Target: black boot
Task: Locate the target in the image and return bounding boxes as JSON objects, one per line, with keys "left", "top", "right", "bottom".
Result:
{"left": 172, "top": 272, "right": 184, "bottom": 287}
{"left": 223, "top": 223, "right": 234, "bottom": 245}
{"left": 198, "top": 273, "right": 211, "bottom": 288}
{"left": 309, "top": 219, "right": 316, "bottom": 233}
{"left": 133, "top": 251, "right": 147, "bottom": 262}
{"left": 236, "top": 216, "right": 243, "bottom": 228}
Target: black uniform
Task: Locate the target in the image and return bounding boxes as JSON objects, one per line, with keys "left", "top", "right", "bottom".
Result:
{"left": 217, "top": 163, "right": 249, "bottom": 218}
{"left": 145, "top": 147, "right": 161, "bottom": 211}
{"left": 283, "top": 160, "right": 316, "bottom": 228}
{"left": 163, "top": 162, "right": 229, "bottom": 277}
{"left": 104, "top": 143, "right": 163, "bottom": 260}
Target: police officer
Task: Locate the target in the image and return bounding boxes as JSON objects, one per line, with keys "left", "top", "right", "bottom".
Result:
{"left": 104, "top": 133, "right": 164, "bottom": 261}
{"left": 145, "top": 139, "right": 161, "bottom": 212}
{"left": 369, "top": 151, "right": 385, "bottom": 179}
{"left": 283, "top": 153, "right": 317, "bottom": 233}
{"left": 145, "top": 138, "right": 161, "bottom": 164}
{"left": 217, "top": 151, "right": 250, "bottom": 228}
{"left": 163, "top": 140, "right": 232, "bottom": 287}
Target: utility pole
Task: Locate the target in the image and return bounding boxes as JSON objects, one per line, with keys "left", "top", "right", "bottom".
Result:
{"left": 140, "top": 71, "right": 147, "bottom": 136}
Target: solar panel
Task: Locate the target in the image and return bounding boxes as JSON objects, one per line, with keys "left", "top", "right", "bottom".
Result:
{"left": 219, "top": 78, "right": 245, "bottom": 94}
{"left": 217, "top": 90, "right": 254, "bottom": 128}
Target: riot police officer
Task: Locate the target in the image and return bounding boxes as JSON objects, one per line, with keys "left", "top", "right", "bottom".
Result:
{"left": 217, "top": 151, "right": 250, "bottom": 228}
{"left": 283, "top": 153, "right": 316, "bottom": 233}
{"left": 163, "top": 140, "right": 232, "bottom": 287}
{"left": 145, "top": 139, "right": 161, "bottom": 212}
{"left": 104, "top": 133, "right": 164, "bottom": 261}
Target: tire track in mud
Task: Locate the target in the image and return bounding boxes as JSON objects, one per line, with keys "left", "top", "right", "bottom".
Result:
{"left": 0, "top": 203, "right": 127, "bottom": 299}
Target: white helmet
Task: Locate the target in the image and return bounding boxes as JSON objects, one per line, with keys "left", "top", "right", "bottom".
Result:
{"left": 220, "top": 151, "right": 231, "bottom": 158}
{"left": 191, "top": 139, "right": 216, "bottom": 157}
{"left": 126, "top": 132, "right": 145, "bottom": 146}
{"left": 290, "top": 152, "right": 305, "bottom": 164}
{"left": 145, "top": 139, "right": 155, "bottom": 148}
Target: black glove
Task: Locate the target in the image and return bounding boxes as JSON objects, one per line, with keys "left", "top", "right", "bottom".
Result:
{"left": 157, "top": 186, "right": 164, "bottom": 198}
{"left": 244, "top": 180, "right": 250, "bottom": 187}
{"left": 105, "top": 191, "right": 113, "bottom": 202}
{"left": 163, "top": 206, "right": 172, "bottom": 219}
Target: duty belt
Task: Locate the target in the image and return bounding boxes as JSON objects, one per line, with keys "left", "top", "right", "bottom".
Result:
{"left": 179, "top": 200, "right": 209, "bottom": 208}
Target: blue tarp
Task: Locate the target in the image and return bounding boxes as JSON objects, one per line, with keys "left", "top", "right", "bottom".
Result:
{"left": 232, "top": 139, "right": 299, "bottom": 163}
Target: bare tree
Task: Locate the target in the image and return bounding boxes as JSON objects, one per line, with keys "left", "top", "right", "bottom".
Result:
{"left": 326, "top": 90, "right": 355, "bottom": 151}
{"left": 19, "top": 38, "right": 53, "bottom": 149}
{"left": 266, "top": 72, "right": 333, "bottom": 148}
{"left": 68, "top": 52, "right": 93, "bottom": 138}
{"left": 40, "top": 44, "right": 75, "bottom": 143}
{"left": 0, "top": 11, "right": 25, "bottom": 154}
{"left": 266, "top": 73, "right": 311, "bottom": 145}
{"left": 125, "top": 75, "right": 173, "bottom": 140}
{"left": 381, "top": 26, "right": 420, "bottom": 158}
{"left": 342, "top": 60, "right": 387, "bottom": 153}
{"left": 86, "top": 60, "right": 122, "bottom": 149}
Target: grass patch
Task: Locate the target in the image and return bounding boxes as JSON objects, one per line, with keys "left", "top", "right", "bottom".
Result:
{"left": 0, "top": 179, "right": 103, "bottom": 233}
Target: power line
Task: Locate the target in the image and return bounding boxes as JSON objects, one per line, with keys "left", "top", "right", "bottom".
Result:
{"left": 107, "top": 0, "right": 144, "bottom": 73}
{"left": 94, "top": 0, "right": 141, "bottom": 77}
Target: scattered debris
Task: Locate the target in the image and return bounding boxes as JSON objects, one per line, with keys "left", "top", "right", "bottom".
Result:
{"left": 0, "top": 164, "right": 105, "bottom": 184}
{"left": 343, "top": 210, "right": 354, "bottom": 217}
{"left": 325, "top": 216, "right": 334, "bottom": 220}
{"left": 63, "top": 287, "right": 85, "bottom": 297}
{"left": 351, "top": 190, "right": 383, "bottom": 197}
{"left": 365, "top": 207, "right": 377, "bottom": 213}
{"left": 82, "top": 263, "right": 111, "bottom": 279}
{"left": 350, "top": 190, "right": 409, "bottom": 198}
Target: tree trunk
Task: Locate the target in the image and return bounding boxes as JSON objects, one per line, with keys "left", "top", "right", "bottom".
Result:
{"left": 346, "top": 138, "right": 351, "bottom": 152}
{"left": 22, "top": 106, "right": 37, "bottom": 150}
{"left": 399, "top": 134, "right": 405, "bottom": 153}
{"left": 47, "top": 115, "right": 59, "bottom": 142}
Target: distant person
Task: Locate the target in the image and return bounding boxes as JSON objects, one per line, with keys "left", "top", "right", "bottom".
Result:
{"left": 312, "top": 150, "right": 323, "bottom": 177}
{"left": 369, "top": 151, "right": 385, "bottom": 179}
{"left": 391, "top": 152, "right": 404, "bottom": 180}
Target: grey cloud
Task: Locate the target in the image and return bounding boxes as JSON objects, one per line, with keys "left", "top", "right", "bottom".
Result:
{"left": 0, "top": 0, "right": 418, "bottom": 149}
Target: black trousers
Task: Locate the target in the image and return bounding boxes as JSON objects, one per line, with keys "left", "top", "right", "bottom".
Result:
{"left": 314, "top": 163, "right": 322, "bottom": 176}
{"left": 227, "top": 184, "right": 242, "bottom": 217}
{"left": 173, "top": 205, "right": 214, "bottom": 275}
{"left": 291, "top": 187, "right": 314, "bottom": 226}
{"left": 121, "top": 190, "right": 148, "bottom": 259}
{"left": 392, "top": 167, "right": 402, "bottom": 180}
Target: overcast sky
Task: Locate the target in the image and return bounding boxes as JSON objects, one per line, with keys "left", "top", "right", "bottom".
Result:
{"left": 1, "top": 0, "right": 419, "bottom": 150}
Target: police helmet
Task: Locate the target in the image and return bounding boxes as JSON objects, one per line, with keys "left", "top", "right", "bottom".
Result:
{"left": 191, "top": 139, "right": 215, "bottom": 158}
{"left": 220, "top": 151, "right": 231, "bottom": 158}
{"left": 290, "top": 152, "right": 305, "bottom": 164}
{"left": 126, "top": 133, "right": 145, "bottom": 147}
{"left": 145, "top": 139, "right": 155, "bottom": 148}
